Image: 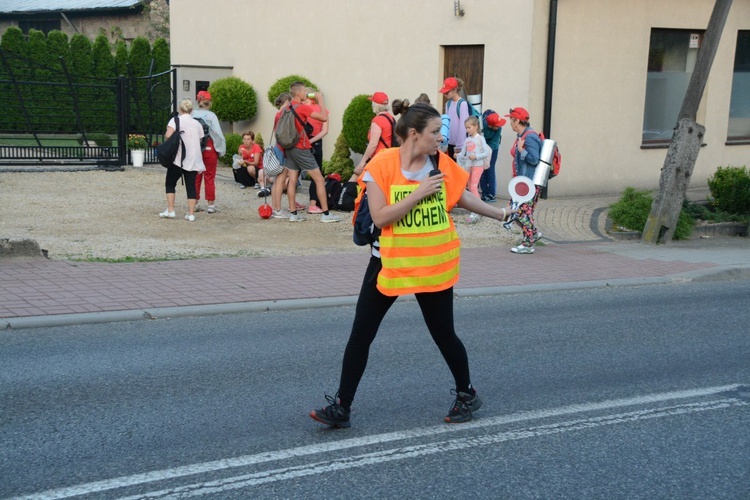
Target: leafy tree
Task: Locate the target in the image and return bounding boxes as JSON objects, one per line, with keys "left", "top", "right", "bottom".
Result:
{"left": 46, "top": 30, "right": 69, "bottom": 70}
{"left": 1, "top": 27, "right": 28, "bottom": 132}
{"left": 149, "top": 37, "right": 172, "bottom": 138}
{"left": 342, "top": 94, "right": 374, "bottom": 154}
{"left": 0, "top": 26, "right": 27, "bottom": 57}
{"left": 68, "top": 33, "right": 93, "bottom": 77}
{"left": 209, "top": 76, "right": 258, "bottom": 133}
{"left": 46, "top": 30, "right": 71, "bottom": 132}
{"left": 139, "top": 0, "right": 170, "bottom": 42}
{"left": 128, "top": 37, "right": 153, "bottom": 134}
{"left": 151, "top": 38, "right": 170, "bottom": 74}
{"left": 266, "top": 74, "right": 317, "bottom": 105}
{"left": 26, "top": 30, "right": 51, "bottom": 132}
{"left": 114, "top": 40, "right": 129, "bottom": 77}
{"left": 68, "top": 34, "right": 94, "bottom": 132}
{"left": 92, "top": 34, "right": 116, "bottom": 132}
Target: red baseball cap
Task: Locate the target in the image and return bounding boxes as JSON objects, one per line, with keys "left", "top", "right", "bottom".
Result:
{"left": 505, "top": 107, "right": 530, "bottom": 120}
{"left": 196, "top": 90, "right": 212, "bottom": 102}
{"left": 439, "top": 77, "right": 459, "bottom": 94}
{"left": 367, "top": 92, "right": 389, "bottom": 105}
{"left": 485, "top": 113, "right": 506, "bottom": 128}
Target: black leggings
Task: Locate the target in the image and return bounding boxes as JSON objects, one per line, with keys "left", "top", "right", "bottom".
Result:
{"left": 337, "top": 257, "right": 472, "bottom": 408}
{"left": 165, "top": 166, "right": 197, "bottom": 199}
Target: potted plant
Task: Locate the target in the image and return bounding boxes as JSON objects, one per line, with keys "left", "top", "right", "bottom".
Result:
{"left": 127, "top": 134, "right": 148, "bottom": 167}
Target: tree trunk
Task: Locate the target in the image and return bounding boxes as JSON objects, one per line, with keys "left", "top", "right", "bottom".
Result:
{"left": 641, "top": 0, "right": 732, "bottom": 245}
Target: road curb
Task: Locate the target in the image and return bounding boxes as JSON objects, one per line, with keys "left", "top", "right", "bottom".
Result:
{"left": 3, "top": 275, "right": 721, "bottom": 331}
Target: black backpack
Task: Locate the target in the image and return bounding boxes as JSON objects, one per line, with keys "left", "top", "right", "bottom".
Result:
{"left": 195, "top": 116, "right": 210, "bottom": 150}
{"left": 377, "top": 114, "right": 400, "bottom": 149}
{"left": 325, "top": 177, "right": 343, "bottom": 210}
{"left": 156, "top": 114, "right": 186, "bottom": 168}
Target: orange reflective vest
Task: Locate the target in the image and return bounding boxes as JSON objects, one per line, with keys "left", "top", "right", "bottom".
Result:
{"left": 365, "top": 149, "right": 469, "bottom": 296}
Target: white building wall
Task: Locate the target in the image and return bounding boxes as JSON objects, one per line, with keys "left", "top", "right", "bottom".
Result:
{"left": 170, "top": 0, "right": 750, "bottom": 197}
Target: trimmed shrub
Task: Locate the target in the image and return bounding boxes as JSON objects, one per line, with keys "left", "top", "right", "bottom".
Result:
{"left": 324, "top": 132, "right": 355, "bottom": 180}
{"left": 708, "top": 166, "right": 750, "bottom": 215}
{"left": 219, "top": 133, "right": 242, "bottom": 166}
{"left": 266, "top": 75, "right": 317, "bottom": 105}
{"left": 209, "top": 77, "right": 258, "bottom": 131}
{"left": 255, "top": 132, "right": 265, "bottom": 149}
{"left": 609, "top": 187, "right": 694, "bottom": 240}
{"left": 342, "top": 94, "right": 374, "bottom": 154}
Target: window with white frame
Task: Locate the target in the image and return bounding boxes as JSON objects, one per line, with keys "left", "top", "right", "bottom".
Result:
{"left": 727, "top": 30, "right": 750, "bottom": 142}
{"left": 642, "top": 29, "right": 702, "bottom": 145}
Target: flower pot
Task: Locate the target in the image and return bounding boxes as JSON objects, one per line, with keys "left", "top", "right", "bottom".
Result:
{"left": 131, "top": 149, "right": 145, "bottom": 167}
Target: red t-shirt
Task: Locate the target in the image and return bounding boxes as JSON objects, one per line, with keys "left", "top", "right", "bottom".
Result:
{"left": 308, "top": 104, "right": 328, "bottom": 138}
{"left": 370, "top": 113, "right": 396, "bottom": 156}
{"left": 239, "top": 143, "right": 263, "bottom": 169}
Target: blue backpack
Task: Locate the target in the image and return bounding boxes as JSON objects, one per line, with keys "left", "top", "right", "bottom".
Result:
{"left": 448, "top": 98, "right": 481, "bottom": 122}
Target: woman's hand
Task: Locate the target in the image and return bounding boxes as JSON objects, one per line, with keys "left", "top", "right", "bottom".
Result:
{"left": 416, "top": 171, "right": 444, "bottom": 199}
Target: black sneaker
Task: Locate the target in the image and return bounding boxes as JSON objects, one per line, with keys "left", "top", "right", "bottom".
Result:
{"left": 310, "top": 393, "right": 351, "bottom": 428}
{"left": 444, "top": 389, "right": 482, "bottom": 423}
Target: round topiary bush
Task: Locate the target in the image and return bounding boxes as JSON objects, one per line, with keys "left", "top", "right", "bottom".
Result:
{"left": 266, "top": 75, "right": 318, "bottom": 106}
{"left": 209, "top": 77, "right": 258, "bottom": 126}
{"left": 342, "top": 94, "right": 374, "bottom": 154}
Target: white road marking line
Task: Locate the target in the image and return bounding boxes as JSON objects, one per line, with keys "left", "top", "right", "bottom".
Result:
{"left": 122, "top": 398, "right": 749, "bottom": 499}
{"left": 11, "top": 383, "right": 744, "bottom": 500}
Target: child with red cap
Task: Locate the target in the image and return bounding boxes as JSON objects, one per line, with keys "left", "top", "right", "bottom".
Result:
{"left": 479, "top": 111, "right": 506, "bottom": 202}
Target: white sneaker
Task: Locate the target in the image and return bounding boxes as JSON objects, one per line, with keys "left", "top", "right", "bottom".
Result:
{"left": 253, "top": 183, "right": 260, "bottom": 189}
{"left": 185, "top": 214, "right": 195, "bottom": 222}
{"left": 207, "top": 206, "right": 216, "bottom": 214}
{"left": 320, "top": 213, "right": 342, "bottom": 223}
{"left": 159, "top": 210, "right": 175, "bottom": 219}
{"left": 289, "top": 212, "right": 307, "bottom": 222}
{"left": 272, "top": 209, "right": 291, "bottom": 219}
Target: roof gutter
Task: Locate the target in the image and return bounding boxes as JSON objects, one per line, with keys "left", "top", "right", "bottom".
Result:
{"left": 542, "top": 0, "right": 558, "bottom": 138}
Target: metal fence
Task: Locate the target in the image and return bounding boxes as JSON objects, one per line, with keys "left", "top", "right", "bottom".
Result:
{"left": 0, "top": 48, "right": 176, "bottom": 170}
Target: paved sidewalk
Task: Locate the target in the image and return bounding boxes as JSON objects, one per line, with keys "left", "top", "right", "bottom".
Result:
{"left": 2, "top": 190, "right": 749, "bottom": 329}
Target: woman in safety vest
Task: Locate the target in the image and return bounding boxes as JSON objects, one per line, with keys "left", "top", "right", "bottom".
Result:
{"left": 310, "top": 103, "right": 514, "bottom": 428}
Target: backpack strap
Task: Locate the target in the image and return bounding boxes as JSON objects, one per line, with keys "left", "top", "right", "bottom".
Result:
{"left": 289, "top": 104, "right": 306, "bottom": 130}
{"left": 377, "top": 113, "right": 397, "bottom": 149}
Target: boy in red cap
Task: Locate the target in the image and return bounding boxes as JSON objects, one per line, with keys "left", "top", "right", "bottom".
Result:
{"left": 505, "top": 107, "right": 543, "bottom": 254}
{"left": 480, "top": 112, "right": 506, "bottom": 202}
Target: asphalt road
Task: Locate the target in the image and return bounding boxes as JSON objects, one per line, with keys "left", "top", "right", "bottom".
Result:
{"left": 2, "top": 279, "right": 749, "bottom": 499}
